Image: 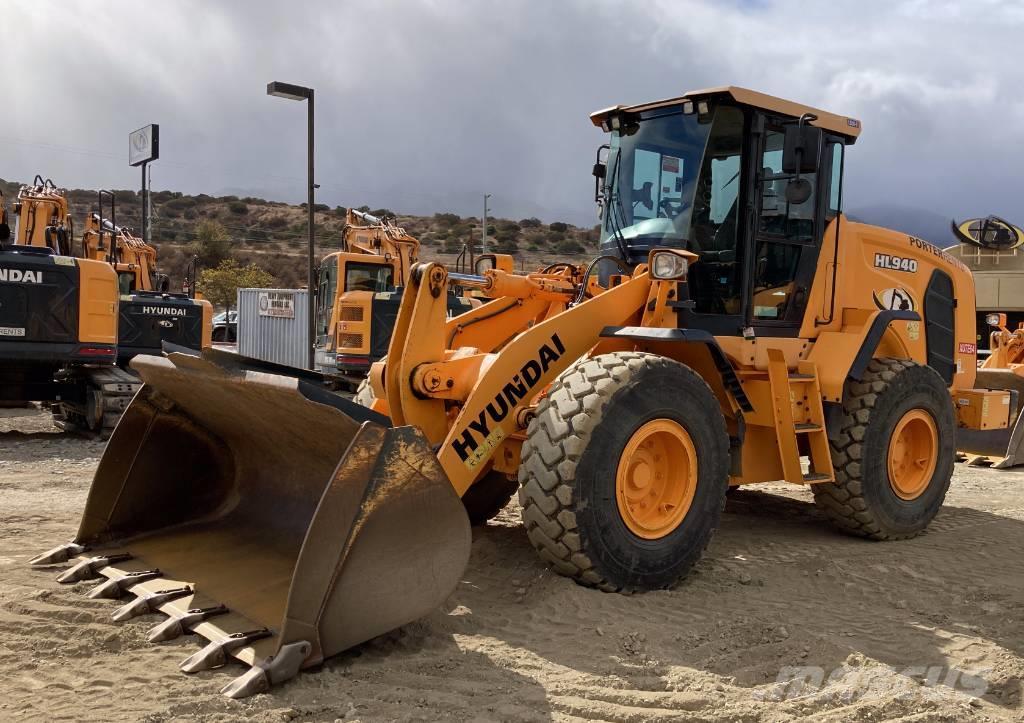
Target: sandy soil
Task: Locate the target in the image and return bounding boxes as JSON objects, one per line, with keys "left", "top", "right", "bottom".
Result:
{"left": 1, "top": 407, "right": 1022, "bottom": 722}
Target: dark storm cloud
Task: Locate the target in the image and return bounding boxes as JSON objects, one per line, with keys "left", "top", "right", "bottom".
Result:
{"left": 3, "top": 0, "right": 1022, "bottom": 223}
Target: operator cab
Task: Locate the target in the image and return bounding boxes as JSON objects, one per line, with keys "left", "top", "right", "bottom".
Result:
{"left": 593, "top": 86, "right": 860, "bottom": 337}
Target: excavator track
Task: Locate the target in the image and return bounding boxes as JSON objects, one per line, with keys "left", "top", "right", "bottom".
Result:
{"left": 53, "top": 366, "right": 142, "bottom": 438}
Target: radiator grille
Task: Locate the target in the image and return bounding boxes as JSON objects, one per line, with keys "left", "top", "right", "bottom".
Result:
{"left": 340, "top": 305, "right": 363, "bottom": 322}
{"left": 338, "top": 333, "right": 364, "bottom": 349}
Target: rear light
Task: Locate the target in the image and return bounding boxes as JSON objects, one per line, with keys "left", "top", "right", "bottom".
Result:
{"left": 337, "top": 354, "right": 370, "bottom": 366}
{"left": 77, "top": 345, "right": 115, "bottom": 358}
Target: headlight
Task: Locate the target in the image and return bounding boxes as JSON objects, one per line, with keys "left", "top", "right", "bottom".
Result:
{"left": 650, "top": 251, "right": 689, "bottom": 280}
{"left": 986, "top": 313, "right": 1005, "bottom": 328}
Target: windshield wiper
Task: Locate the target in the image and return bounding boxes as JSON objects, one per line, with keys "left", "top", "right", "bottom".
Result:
{"left": 605, "top": 150, "right": 630, "bottom": 260}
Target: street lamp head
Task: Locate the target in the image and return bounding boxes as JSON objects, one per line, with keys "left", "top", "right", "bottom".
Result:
{"left": 267, "top": 81, "right": 313, "bottom": 101}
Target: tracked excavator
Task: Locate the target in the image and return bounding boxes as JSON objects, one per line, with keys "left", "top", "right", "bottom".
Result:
{"left": 315, "top": 208, "right": 470, "bottom": 386}
{"left": 33, "top": 86, "right": 1015, "bottom": 698}
{"left": 0, "top": 178, "right": 121, "bottom": 431}
{"left": 79, "top": 191, "right": 212, "bottom": 366}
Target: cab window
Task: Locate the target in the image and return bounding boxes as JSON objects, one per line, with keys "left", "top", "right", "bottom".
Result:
{"left": 686, "top": 104, "right": 745, "bottom": 316}
{"left": 117, "top": 272, "right": 135, "bottom": 295}
{"left": 344, "top": 262, "right": 394, "bottom": 293}
{"left": 751, "top": 127, "right": 819, "bottom": 321}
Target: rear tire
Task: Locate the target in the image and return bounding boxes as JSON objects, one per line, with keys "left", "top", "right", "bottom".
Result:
{"left": 518, "top": 352, "right": 729, "bottom": 592}
{"left": 813, "top": 358, "right": 955, "bottom": 540}
{"left": 352, "top": 376, "right": 515, "bottom": 525}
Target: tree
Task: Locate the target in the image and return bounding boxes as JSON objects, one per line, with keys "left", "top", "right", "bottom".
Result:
{"left": 191, "top": 220, "right": 232, "bottom": 267}
{"left": 197, "top": 259, "right": 274, "bottom": 313}
{"left": 549, "top": 221, "right": 569, "bottom": 233}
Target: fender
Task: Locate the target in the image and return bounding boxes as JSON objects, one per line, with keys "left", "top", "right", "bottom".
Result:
{"left": 598, "top": 326, "right": 753, "bottom": 413}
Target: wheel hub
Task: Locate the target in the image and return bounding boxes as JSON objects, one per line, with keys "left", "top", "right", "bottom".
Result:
{"left": 615, "top": 419, "right": 697, "bottom": 539}
{"left": 887, "top": 409, "right": 938, "bottom": 501}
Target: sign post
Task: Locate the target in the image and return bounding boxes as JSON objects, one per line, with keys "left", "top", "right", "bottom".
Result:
{"left": 129, "top": 124, "right": 160, "bottom": 245}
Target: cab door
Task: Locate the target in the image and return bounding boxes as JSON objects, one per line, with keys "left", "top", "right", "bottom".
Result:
{"left": 747, "top": 119, "right": 828, "bottom": 335}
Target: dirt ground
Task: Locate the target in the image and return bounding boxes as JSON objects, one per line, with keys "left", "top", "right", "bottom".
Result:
{"left": 1, "top": 407, "right": 1022, "bottom": 722}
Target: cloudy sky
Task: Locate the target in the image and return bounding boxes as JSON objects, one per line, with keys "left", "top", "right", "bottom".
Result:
{"left": 3, "top": 0, "right": 1022, "bottom": 224}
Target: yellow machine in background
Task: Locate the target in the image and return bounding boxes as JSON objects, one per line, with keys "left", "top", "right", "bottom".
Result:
{"left": 943, "top": 216, "right": 1024, "bottom": 467}
{"left": 315, "top": 208, "right": 470, "bottom": 386}
{"left": 11, "top": 176, "right": 75, "bottom": 251}
{"left": 32, "top": 86, "right": 1014, "bottom": 698}
{"left": 0, "top": 178, "right": 121, "bottom": 431}
{"left": 80, "top": 191, "right": 212, "bottom": 366}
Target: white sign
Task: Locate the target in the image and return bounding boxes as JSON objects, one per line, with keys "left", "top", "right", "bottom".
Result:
{"left": 129, "top": 124, "right": 159, "bottom": 166}
{"left": 258, "top": 291, "right": 296, "bottom": 318}
{"left": 0, "top": 327, "right": 26, "bottom": 337}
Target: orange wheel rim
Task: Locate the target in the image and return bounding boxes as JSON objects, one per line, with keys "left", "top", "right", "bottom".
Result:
{"left": 615, "top": 419, "right": 697, "bottom": 539}
{"left": 887, "top": 409, "right": 938, "bottom": 501}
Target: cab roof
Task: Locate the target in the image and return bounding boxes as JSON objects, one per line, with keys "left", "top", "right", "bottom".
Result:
{"left": 590, "top": 85, "right": 862, "bottom": 142}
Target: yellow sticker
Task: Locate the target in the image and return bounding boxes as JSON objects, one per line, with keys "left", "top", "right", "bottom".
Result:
{"left": 463, "top": 427, "right": 506, "bottom": 470}
{"left": 53, "top": 256, "right": 75, "bottom": 266}
{"left": 907, "top": 320, "right": 920, "bottom": 341}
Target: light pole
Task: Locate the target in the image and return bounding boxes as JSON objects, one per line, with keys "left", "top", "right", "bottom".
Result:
{"left": 482, "top": 193, "right": 491, "bottom": 254}
{"left": 267, "top": 81, "right": 316, "bottom": 370}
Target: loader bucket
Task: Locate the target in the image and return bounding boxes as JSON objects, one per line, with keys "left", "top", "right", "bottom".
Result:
{"left": 959, "top": 369, "right": 1024, "bottom": 468}
{"left": 31, "top": 352, "right": 471, "bottom": 698}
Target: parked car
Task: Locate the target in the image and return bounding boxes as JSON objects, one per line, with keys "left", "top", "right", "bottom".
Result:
{"left": 211, "top": 310, "right": 238, "bottom": 343}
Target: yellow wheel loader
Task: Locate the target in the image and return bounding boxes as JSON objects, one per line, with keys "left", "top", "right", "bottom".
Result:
{"left": 32, "top": 87, "right": 1012, "bottom": 697}
{"left": 0, "top": 178, "right": 122, "bottom": 432}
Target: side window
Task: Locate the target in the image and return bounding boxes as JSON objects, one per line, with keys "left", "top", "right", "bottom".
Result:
{"left": 752, "top": 128, "right": 820, "bottom": 322}
{"left": 827, "top": 141, "right": 843, "bottom": 217}
{"left": 759, "top": 130, "right": 816, "bottom": 241}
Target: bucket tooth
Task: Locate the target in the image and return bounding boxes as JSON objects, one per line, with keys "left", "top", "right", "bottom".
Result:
{"left": 147, "top": 604, "right": 229, "bottom": 643}
{"left": 112, "top": 586, "right": 192, "bottom": 622}
{"left": 87, "top": 569, "right": 162, "bottom": 599}
{"left": 29, "top": 542, "right": 87, "bottom": 566}
{"left": 56, "top": 553, "right": 131, "bottom": 583}
{"left": 220, "top": 641, "right": 311, "bottom": 699}
{"left": 180, "top": 629, "right": 273, "bottom": 674}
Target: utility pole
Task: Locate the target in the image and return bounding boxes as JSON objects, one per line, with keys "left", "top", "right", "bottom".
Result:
{"left": 267, "top": 81, "right": 316, "bottom": 370}
{"left": 482, "top": 193, "right": 491, "bottom": 254}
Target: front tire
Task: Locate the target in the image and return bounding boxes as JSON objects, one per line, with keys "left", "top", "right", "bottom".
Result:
{"left": 813, "top": 358, "right": 955, "bottom": 539}
{"left": 518, "top": 352, "right": 730, "bottom": 592}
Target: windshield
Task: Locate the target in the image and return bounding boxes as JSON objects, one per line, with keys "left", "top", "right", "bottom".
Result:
{"left": 601, "top": 104, "right": 744, "bottom": 258}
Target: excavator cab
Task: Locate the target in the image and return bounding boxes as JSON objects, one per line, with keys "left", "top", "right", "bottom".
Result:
{"left": 315, "top": 210, "right": 471, "bottom": 385}
{"left": 80, "top": 191, "right": 212, "bottom": 364}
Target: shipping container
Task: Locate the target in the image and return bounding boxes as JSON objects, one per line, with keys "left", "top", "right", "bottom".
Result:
{"left": 236, "top": 288, "right": 309, "bottom": 369}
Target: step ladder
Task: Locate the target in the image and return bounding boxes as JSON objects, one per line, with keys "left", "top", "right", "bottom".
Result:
{"left": 765, "top": 348, "right": 834, "bottom": 484}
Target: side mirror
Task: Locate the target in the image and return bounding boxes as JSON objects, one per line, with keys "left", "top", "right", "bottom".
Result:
{"left": 782, "top": 124, "right": 822, "bottom": 174}
{"left": 784, "top": 178, "right": 813, "bottom": 205}
{"left": 593, "top": 144, "right": 610, "bottom": 203}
